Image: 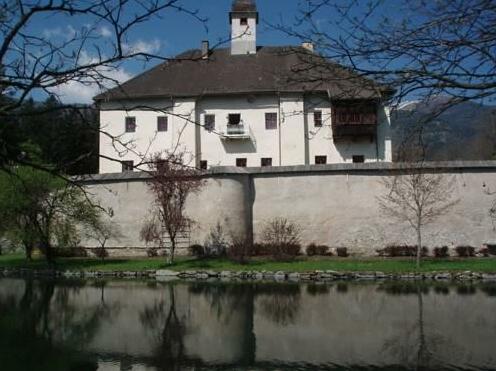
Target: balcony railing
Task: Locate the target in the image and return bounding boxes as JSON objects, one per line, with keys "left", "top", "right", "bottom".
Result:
{"left": 221, "top": 124, "right": 253, "bottom": 140}
{"left": 331, "top": 103, "right": 378, "bottom": 141}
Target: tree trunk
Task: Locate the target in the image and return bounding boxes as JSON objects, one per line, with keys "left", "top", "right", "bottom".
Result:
{"left": 416, "top": 226, "right": 422, "bottom": 269}
{"left": 41, "top": 240, "right": 53, "bottom": 266}
{"left": 168, "top": 240, "right": 175, "bottom": 265}
{"left": 23, "top": 241, "right": 33, "bottom": 261}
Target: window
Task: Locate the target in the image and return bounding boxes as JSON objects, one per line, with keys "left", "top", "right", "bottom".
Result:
{"left": 204, "top": 114, "right": 215, "bottom": 131}
{"left": 240, "top": 18, "right": 248, "bottom": 26}
{"left": 315, "top": 156, "right": 327, "bottom": 165}
{"left": 261, "top": 158, "right": 272, "bottom": 167}
{"left": 265, "top": 112, "right": 277, "bottom": 130}
{"left": 122, "top": 160, "right": 134, "bottom": 172}
{"left": 200, "top": 160, "right": 208, "bottom": 170}
{"left": 314, "top": 111, "right": 322, "bottom": 127}
{"left": 157, "top": 116, "right": 168, "bottom": 132}
{"left": 125, "top": 117, "right": 136, "bottom": 132}
{"left": 236, "top": 158, "right": 247, "bottom": 167}
{"left": 353, "top": 155, "right": 365, "bottom": 163}
{"left": 228, "top": 113, "right": 241, "bottom": 126}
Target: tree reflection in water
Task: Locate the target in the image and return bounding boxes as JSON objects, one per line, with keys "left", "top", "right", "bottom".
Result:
{"left": 0, "top": 278, "right": 115, "bottom": 371}
{"left": 257, "top": 283, "right": 301, "bottom": 326}
{"left": 379, "top": 282, "right": 460, "bottom": 370}
{"left": 1, "top": 278, "right": 496, "bottom": 371}
{"left": 139, "top": 284, "right": 187, "bottom": 371}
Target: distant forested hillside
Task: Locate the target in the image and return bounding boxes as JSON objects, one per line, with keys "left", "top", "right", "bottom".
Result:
{"left": 391, "top": 98, "right": 496, "bottom": 161}
{"left": 2, "top": 96, "right": 99, "bottom": 175}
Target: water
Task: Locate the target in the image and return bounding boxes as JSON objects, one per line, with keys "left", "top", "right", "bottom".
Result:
{"left": 0, "top": 278, "right": 495, "bottom": 371}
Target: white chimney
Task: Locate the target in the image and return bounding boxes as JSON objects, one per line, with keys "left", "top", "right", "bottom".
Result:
{"left": 302, "top": 42, "right": 314, "bottom": 52}
{"left": 201, "top": 40, "right": 209, "bottom": 60}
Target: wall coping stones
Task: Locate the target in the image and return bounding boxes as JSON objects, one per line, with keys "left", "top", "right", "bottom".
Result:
{"left": 77, "top": 160, "right": 496, "bottom": 184}
{"left": 2, "top": 267, "right": 496, "bottom": 282}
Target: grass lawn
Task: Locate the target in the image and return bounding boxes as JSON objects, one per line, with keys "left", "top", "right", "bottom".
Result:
{"left": 0, "top": 253, "right": 495, "bottom": 273}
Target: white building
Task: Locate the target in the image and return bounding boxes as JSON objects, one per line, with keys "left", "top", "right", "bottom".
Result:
{"left": 95, "top": 0, "right": 393, "bottom": 174}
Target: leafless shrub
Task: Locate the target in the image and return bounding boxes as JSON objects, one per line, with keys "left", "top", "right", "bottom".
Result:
{"left": 433, "top": 246, "right": 449, "bottom": 258}
{"left": 204, "top": 222, "right": 229, "bottom": 258}
{"left": 261, "top": 218, "right": 302, "bottom": 261}
{"left": 227, "top": 232, "right": 252, "bottom": 264}
{"left": 336, "top": 247, "right": 349, "bottom": 258}
{"left": 306, "top": 243, "right": 331, "bottom": 256}
{"left": 377, "top": 245, "right": 428, "bottom": 258}
{"left": 455, "top": 246, "right": 476, "bottom": 258}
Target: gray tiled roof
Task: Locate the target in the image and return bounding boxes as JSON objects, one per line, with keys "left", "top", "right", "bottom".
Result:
{"left": 232, "top": 0, "right": 257, "bottom": 12}
{"left": 95, "top": 46, "right": 391, "bottom": 102}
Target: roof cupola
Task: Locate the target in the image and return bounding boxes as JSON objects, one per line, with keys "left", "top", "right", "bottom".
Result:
{"left": 230, "top": 0, "right": 258, "bottom": 55}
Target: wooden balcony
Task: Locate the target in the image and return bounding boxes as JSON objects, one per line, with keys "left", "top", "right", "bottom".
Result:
{"left": 332, "top": 100, "right": 378, "bottom": 142}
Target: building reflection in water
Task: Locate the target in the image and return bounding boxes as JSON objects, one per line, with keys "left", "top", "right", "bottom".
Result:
{"left": 0, "top": 278, "right": 495, "bottom": 370}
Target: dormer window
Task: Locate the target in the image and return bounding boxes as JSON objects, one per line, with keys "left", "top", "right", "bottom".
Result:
{"left": 228, "top": 113, "right": 241, "bottom": 125}
{"left": 240, "top": 17, "right": 248, "bottom": 25}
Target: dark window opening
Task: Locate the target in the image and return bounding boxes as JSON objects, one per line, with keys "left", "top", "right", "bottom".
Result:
{"left": 315, "top": 156, "right": 327, "bottom": 165}
{"left": 333, "top": 102, "right": 377, "bottom": 125}
{"left": 157, "top": 116, "right": 168, "bottom": 132}
{"left": 314, "top": 111, "right": 322, "bottom": 127}
{"left": 125, "top": 117, "right": 136, "bottom": 133}
{"left": 122, "top": 160, "right": 134, "bottom": 172}
{"left": 240, "top": 18, "right": 248, "bottom": 25}
{"left": 228, "top": 114, "right": 241, "bottom": 126}
{"left": 265, "top": 112, "right": 277, "bottom": 130}
{"left": 261, "top": 158, "right": 272, "bottom": 167}
{"left": 205, "top": 114, "right": 215, "bottom": 131}
{"left": 353, "top": 155, "right": 365, "bottom": 163}
{"left": 236, "top": 158, "right": 247, "bottom": 167}
{"left": 200, "top": 160, "right": 208, "bottom": 170}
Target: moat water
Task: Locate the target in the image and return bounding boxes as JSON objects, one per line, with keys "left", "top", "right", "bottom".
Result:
{"left": 0, "top": 278, "right": 495, "bottom": 371}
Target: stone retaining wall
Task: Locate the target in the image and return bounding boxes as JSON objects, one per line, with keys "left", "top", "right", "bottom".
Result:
{"left": 2, "top": 267, "right": 496, "bottom": 282}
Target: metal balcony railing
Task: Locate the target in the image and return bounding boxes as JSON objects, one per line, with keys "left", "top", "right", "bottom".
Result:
{"left": 221, "top": 123, "right": 253, "bottom": 139}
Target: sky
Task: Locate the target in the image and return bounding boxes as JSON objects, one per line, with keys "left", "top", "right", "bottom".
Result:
{"left": 23, "top": 0, "right": 494, "bottom": 106}
{"left": 28, "top": 0, "right": 308, "bottom": 104}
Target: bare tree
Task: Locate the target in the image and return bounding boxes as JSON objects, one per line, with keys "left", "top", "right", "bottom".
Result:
{"left": 0, "top": 0, "right": 206, "bottom": 174}
{"left": 273, "top": 0, "right": 496, "bottom": 165}
{"left": 85, "top": 218, "right": 121, "bottom": 262}
{"left": 140, "top": 151, "right": 203, "bottom": 264}
{"left": 378, "top": 167, "right": 459, "bottom": 268}
{"left": 275, "top": 0, "right": 496, "bottom": 105}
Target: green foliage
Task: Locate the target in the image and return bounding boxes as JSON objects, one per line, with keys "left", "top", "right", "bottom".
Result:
{"left": 0, "top": 254, "right": 495, "bottom": 273}
{"left": 0, "top": 165, "right": 103, "bottom": 262}
{"left": 1, "top": 96, "right": 98, "bottom": 175}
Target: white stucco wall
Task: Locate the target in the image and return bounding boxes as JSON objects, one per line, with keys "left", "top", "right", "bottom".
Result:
{"left": 197, "top": 95, "right": 281, "bottom": 167}
{"left": 82, "top": 163, "right": 496, "bottom": 256}
{"left": 231, "top": 15, "right": 257, "bottom": 55}
{"left": 98, "top": 93, "right": 392, "bottom": 173}
{"left": 99, "top": 98, "right": 197, "bottom": 173}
